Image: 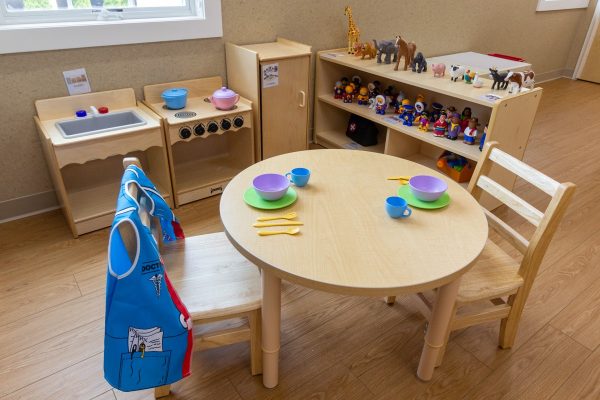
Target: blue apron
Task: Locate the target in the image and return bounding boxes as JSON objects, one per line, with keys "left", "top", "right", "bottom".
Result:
{"left": 104, "top": 171, "right": 192, "bottom": 392}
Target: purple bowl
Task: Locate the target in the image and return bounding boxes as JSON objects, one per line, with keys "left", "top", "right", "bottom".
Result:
{"left": 409, "top": 175, "right": 448, "bottom": 202}
{"left": 253, "top": 173, "right": 290, "bottom": 201}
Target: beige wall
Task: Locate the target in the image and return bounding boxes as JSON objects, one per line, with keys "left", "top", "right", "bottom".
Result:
{"left": 0, "top": 0, "right": 594, "bottom": 210}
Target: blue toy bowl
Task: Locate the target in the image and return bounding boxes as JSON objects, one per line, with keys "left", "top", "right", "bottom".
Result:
{"left": 161, "top": 88, "right": 188, "bottom": 110}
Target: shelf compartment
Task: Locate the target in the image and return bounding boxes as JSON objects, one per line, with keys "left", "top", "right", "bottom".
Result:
{"left": 171, "top": 127, "right": 253, "bottom": 205}
{"left": 318, "top": 95, "right": 482, "bottom": 161}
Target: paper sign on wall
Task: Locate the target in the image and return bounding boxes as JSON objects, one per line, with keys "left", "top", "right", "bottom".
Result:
{"left": 63, "top": 68, "right": 91, "bottom": 96}
{"left": 261, "top": 63, "right": 279, "bottom": 88}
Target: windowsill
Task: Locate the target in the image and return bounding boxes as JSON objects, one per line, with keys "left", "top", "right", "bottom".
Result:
{"left": 0, "top": 1, "right": 222, "bottom": 54}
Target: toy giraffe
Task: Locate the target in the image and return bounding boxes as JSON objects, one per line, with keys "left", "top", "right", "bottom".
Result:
{"left": 344, "top": 6, "right": 360, "bottom": 55}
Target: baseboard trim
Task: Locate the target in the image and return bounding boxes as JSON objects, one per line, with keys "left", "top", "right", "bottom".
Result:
{"left": 0, "top": 191, "right": 59, "bottom": 223}
{"left": 537, "top": 68, "right": 575, "bottom": 83}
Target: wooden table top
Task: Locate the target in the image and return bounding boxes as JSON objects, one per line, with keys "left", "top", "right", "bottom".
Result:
{"left": 220, "top": 150, "right": 488, "bottom": 296}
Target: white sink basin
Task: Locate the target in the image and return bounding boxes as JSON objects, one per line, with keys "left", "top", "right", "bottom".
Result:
{"left": 56, "top": 111, "right": 147, "bottom": 139}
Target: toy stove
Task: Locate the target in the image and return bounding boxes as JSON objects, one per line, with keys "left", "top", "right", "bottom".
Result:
{"left": 145, "top": 92, "right": 254, "bottom": 207}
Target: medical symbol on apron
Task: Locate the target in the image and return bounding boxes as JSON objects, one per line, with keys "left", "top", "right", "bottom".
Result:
{"left": 149, "top": 274, "right": 163, "bottom": 297}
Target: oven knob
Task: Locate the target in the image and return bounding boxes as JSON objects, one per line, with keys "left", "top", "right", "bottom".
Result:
{"left": 233, "top": 116, "right": 244, "bottom": 128}
{"left": 179, "top": 127, "right": 191, "bottom": 139}
{"left": 207, "top": 121, "right": 219, "bottom": 133}
{"left": 194, "top": 123, "right": 206, "bottom": 136}
{"left": 220, "top": 118, "right": 232, "bottom": 130}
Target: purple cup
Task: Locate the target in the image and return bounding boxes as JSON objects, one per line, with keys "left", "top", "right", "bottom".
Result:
{"left": 409, "top": 175, "right": 448, "bottom": 202}
{"left": 253, "top": 173, "right": 290, "bottom": 201}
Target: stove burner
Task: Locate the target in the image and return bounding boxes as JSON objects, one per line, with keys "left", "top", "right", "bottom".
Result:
{"left": 174, "top": 111, "right": 197, "bottom": 119}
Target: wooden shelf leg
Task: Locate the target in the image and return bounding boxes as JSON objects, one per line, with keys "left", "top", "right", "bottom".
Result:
{"left": 417, "top": 278, "right": 461, "bottom": 381}
{"left": 262, "top": 270, "right": 281, "bottom": 388}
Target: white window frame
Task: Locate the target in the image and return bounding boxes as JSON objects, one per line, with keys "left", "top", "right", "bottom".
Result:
{"left": 0, "top": 0, "right": 222, "bottom": 54}
{"left": 536, "top": 0, "right": 590, "bottom": 11}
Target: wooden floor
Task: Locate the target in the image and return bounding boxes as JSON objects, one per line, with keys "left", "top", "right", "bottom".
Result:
{"left": 2, "top": 78, "right": 600, "bottom": 400}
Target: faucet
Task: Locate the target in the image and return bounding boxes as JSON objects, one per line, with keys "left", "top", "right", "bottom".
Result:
{"left": 90, "top": 106, "right": 99, "bottom": 116}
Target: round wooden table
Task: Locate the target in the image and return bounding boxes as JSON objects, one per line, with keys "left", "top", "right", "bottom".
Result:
{"left": 220, "top": 149, "right": 487, "bottom": 386}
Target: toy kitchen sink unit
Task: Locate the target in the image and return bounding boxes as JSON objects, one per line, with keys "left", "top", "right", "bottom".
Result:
{"left": 35, "top": 88, "right": 171, "bottom": 238}
{"left": 143, "top": 77, "right": 254, "bottom": 208}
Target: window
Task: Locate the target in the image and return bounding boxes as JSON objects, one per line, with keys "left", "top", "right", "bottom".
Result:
{"left": 0, "top": 0, "right": 222, "bottom": 54}
{"left": 537, "top": 0, "right": 590, "bottom": 11}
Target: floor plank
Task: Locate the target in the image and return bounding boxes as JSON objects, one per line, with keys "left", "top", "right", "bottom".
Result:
{"left": 549, "top": 346, "right": 600, "bottom": 400}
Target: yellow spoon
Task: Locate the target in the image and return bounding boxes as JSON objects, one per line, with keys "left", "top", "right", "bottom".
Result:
{"left": 253, "top": 221, "right": 304, "bottom": 228}
{"left": 387, "top": 176, "right": 411, "bottom": 184}
{"left": 257, "top": 227, "right": 300, "bottom": 236}
{"left": 256, "top": 211, "right": 298, "bottom": 222}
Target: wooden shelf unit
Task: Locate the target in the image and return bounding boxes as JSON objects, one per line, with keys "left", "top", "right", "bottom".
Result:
{"left": 314, "top": 49, "right": 543, "bottom": 208}
{"left": 143, "top": 77, "right": 255, "bottom": 207}
{"left": 35, "top": 89, "right": 172, "bottom": 237}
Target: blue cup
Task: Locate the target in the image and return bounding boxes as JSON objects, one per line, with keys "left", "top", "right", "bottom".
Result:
{"left": 386, "top": 196, "right": 412, "bottom": 219}
{"left": 286, "top": 167, "right": 311, "bottom": 187}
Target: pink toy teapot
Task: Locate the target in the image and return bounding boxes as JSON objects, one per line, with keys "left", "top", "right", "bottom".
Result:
{"left": 209, "top": 87, "right": 240, "bottom": 110}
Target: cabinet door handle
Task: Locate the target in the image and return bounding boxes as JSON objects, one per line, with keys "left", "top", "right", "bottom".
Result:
{"left": 299, "top": 90, "right": 306, "bottom": 108}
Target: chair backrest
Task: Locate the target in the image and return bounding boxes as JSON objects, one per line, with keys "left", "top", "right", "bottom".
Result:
{"left": 468, "top": 142, "right": 576, "bottom": 292}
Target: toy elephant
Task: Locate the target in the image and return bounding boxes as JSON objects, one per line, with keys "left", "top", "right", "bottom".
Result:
{"left": 373, "top": 39, "right": 398, "bottom": 64}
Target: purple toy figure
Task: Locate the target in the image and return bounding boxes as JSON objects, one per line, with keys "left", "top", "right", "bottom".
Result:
{"left": 463, "top": 117, "right": 479, "bottom": 145}
{"left": 417, "top": 111, "right": 429, "bottom": 132}
{"left": 433, "top": 114, "right": 448, "bottom": 137}
{"left": 447, "top": 113, "right": 461, "bottom": 140}
{"left": 374, "top": 95, "right": 387, "bottom": 115}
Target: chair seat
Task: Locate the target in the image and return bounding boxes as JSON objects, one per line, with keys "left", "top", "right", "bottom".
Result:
{"left": 161, "top": 232, "right": 262, "bottom": 320}
{"left": 457, "top": 239, "right": 523, "bottom": 304}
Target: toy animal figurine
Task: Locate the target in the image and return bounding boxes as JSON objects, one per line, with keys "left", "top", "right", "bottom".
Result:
{"left": 506, "top": 70, "right": 535, "bottom": 93}
{"left": 357, "top": 86, "right": 369, "bottom": 105}
{"left": 373, "top": 39, "right": 398, "bottom": 64}
{"left": 401, "top": 104, "right": 415, "bottom": 126}
{"left": 463, "top": 117, "right": 479, "bottom": 145}
{"left": 472, "top": 73, "right": 484, "bottom": 88}
{"left": 489, "top": 67, "right": 509, "bottom": 90}
{"left": 449, "top": 64, "right": 466, "bottom": 82}
{"left": 334, "top": 81, "right": 344, "bottom": 99}
{"left": 417, "top": 111, "right": 429, "bottom": 132}
{"left": 393, "top": 35, "right": 417, "bottom": 71}
{"left": 460, "top": 107, "right": 472, "bottom": 131}
{"left": 343, "top": 85, "right": 354, "bottom": 103}
{"left": 447, "top": 113, "right": 461, "bottom": 140}
{"left": 410, "top": 52, "right": 427, "bottom": 73}
{"left": 463, "top": 69, "right": 476, "bottom": 84}
{"left": 431, "top": 63, "right": 446, "bottom": 77}
{"left": 429, "top": 102, "right": 443, "bottom": 123}
{"left": 374, "top": 95, "right": 387, "bottom": 115}
{"left": 344, "top": 6, "right": 360, "bottom": 55}
{"left": 360, "top": 42, "right": 377, "bottom": 60}
{"left": 433, "top": 114, "right": 448, "bottom": 137}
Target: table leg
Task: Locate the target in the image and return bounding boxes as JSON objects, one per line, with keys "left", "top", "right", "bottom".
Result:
{"left": 262, "top": 270, "right": 281, "bottom": 388}
{"left": 417, "top": 278, "right": 461, "bottom": 381}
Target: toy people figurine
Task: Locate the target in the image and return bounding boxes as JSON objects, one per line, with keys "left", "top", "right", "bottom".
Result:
{"left": 463, "top": 117, "right": 479, "bottom": 145}
{"left": 446, "top": 106, "right": 457, "bottom": 120}
{"left": 396, "top": 98, "right": 410, "bottom": 114}
{"left": 417, "top": 111, "right": 429, "bottom": 132}
{"left": 401, "top": 104, "right": 415, "bottom": 126}
{"left": 334, "top": 81, "right": 344, "bottom": 99}
{"left": 357, "top": 86, "right": 369, "bottom": 105}
{"left": 433, "top": 114, "right": 448, "bottom": 137}
{"left": 374, "top": 95, "right": 387, "bottom": 115}
{"left": 460, "top": 107, "right": 472, "bottom": 131}
{"left": 352, "top": 75, "right": 362, "bottom": 94}
{"left": 343, "top": 85, "right": 354, "bottom": 103}
{"left": 447, "top": 113, "right": 461, "bottom": 140}
{"left": 429, "top": 102, "right": 443, "bottom": 123}
{"left": 367, "top": 81, "right": 381, "bottom": 99}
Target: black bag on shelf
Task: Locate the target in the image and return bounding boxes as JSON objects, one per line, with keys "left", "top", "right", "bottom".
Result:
{"left": 346, "top": 114, "right": 378, "bottom": 147}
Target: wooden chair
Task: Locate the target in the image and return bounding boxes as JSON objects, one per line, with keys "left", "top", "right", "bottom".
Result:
{"left": 119, "top": 158, "right": 262, "bottom": 399}
{"left": 385, "top": 142, "right": 576, "bottom": 364}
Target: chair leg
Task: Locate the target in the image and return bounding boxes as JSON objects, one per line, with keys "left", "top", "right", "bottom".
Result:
{"left": 385, "top": 296, "right": 397, "bottom": 305}
{"left": 154, "top": 385, "right": 170, "bottom": 398}
{"left": 249, "top": 308, "right": 263, "bottom": 375}
{"left": 499, "top": 291, "right": 526, "bottom": 349}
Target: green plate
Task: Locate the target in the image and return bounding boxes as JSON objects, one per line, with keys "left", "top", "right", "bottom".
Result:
{"left": 243, "top": 187, "right": 298, "bottom": 210}
{"left": 397, "top": 184, "right": 451, "bottom": 209}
